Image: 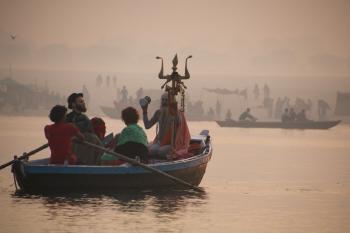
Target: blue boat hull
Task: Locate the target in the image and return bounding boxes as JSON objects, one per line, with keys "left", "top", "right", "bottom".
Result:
{"left": 13, "top": 140, "right": 212, "bottom": 192}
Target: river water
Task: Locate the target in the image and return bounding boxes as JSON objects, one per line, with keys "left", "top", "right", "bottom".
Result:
{"left": 0, "top": 116, "right": 349, "bottom": 233}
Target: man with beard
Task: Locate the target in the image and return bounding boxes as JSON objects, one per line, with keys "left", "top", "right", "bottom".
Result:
{"left": 66, "top": 93, "right": 103, "bottom": 165}
{"left": 142, "top": 93, "right": 180, "bottom": 159}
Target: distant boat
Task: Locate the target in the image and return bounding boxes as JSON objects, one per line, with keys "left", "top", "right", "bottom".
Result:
{"left": 216, "top": 120, "right": 340, "bottom": 129}
{"left": 12, "top": 132, "right": 212, "bottom": 193}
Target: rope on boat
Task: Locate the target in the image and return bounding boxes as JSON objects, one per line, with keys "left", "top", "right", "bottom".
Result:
{"left": 11, "top": 155, "right": 19, "bottom": 191}
{"left": 13, "top": 173, "right": 18, "bottom": 191}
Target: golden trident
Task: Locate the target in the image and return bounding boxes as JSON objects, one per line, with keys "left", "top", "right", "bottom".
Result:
{"left": 156, "top": 54, "right": 192, "bottom": 112}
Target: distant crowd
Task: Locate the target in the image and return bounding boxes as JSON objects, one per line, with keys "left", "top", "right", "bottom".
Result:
{"left": 0, "top": 78, "right": 65, "bottom": 114}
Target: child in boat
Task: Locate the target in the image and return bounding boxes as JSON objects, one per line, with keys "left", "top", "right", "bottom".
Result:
{"left": 101, "top": 107, "right": 148, "bottom": 165}
{"left": 91, "top": 117, "right": 106, "bottom": 140}
{"left": 45, "top": 105, "right": 84, "bottom": 165}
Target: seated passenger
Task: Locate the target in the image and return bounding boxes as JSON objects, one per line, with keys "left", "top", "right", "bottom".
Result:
{"left": 239, "top": 108, "right": 257, "bottom": 121}
{"left": 101, "top": 107, "right": 149, "bottom": 164}
{"left": 142, "top": 93, "right": 179, "bottom": 159}
{"left": 281, "top": 108, "right": 290, "bottom": 122}
{"left": 45, "top": 105, "right": 84, "bottom": 165}
{"left": 91, "top": 117, "right": 106, "bottom": 140}
{"left": 66, "top": 92, "right": 103, "bottom": 165}
{"left": 296, "top": 109, "right": 308, "bottom": 122}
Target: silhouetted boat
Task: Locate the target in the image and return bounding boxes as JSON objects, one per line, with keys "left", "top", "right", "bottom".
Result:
{"left": 216, "top": 120, "right": 340, "bottom": 129}
{"left": 12, "top": 132, "right": 212, "bottom": 193}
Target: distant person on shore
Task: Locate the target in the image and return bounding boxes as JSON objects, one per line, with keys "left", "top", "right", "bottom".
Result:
{"left": 281, "top": 108, "right": 290, "bottom": 122}
{"left": 274, "top": 97, "right": 283, "bottom": 119}
{"left": 215, "top": 100, "right": 222, "bottom": 119}
{"left": 296, "top": 109, "right": 309, "bottom": 122}
{"left": 318, "top": 99, "right": 331, "bottom": 120}
{"left": 66, "top": 93, "right": 103, "bottom": 165}
{"left": 225, "top": 109, "right": 232, "bottom": 121}
{"left": 121, "top": 86, "right": 128, "bottom": 103}
{"left": 136, "top": 87, "right": 144, "bottom": 101}
{"left": 289, "top": 108, "right": 296, "bottom": 121}
{"left": 45, "top": 105, "right": 84, "bottom": 165}
{"left": 239, "top": 108, "right": 257, "bottom": 122}
{"left": 82, "top": 85, "right": 90, "bottom": 107}
{"left": 263, "top": 84, "right": 270, "bottom": 99}
{"left": 253, "top": 84, "right": 260, "bottom": 100}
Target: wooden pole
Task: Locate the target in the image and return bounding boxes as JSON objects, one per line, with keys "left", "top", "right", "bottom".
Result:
{"left": 75, "top": 140, "right": 204, "bottom": 193}
{"left": 0, "top": 143, "right": 49, "bottom": 170}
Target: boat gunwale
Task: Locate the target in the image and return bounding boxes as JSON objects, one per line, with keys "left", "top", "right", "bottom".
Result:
{"left": 22, "top": 143, "right": 212, "bottom": 175}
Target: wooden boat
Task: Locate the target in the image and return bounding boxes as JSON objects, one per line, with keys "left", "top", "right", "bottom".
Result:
{"left": 12, "top": 132, "right": 212, "bottom": 193}
{"left": 216, "top": 120, "right": 341, "bottom": 129}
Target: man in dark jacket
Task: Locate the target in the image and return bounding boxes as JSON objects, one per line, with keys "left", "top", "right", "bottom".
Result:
{"left": 66, "top": 93, "right": 103, "bottom": 165}
{"left": 66, "top": 93, "right": 93, "bottom": 133}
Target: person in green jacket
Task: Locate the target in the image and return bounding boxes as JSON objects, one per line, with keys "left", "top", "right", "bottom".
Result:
{"left": 102, "top": 107, "right": 149, "bottom": 164}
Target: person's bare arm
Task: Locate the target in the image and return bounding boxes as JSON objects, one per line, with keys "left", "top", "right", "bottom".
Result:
{"left": 143, "top": 110, "right": 160, "bottom": 129}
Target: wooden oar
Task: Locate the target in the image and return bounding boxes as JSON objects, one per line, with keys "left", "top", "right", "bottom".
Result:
{"left": 0, "top": 143, "right": 49, "bottom": 170}
{"left": 75, "top": 140, "right": 204, "bottom": 193}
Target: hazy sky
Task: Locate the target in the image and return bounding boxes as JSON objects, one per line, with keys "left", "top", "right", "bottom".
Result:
{"left": 0, "top": 0, "right": 349, "bottom": 76}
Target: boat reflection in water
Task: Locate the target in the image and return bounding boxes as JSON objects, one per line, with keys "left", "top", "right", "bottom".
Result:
{"left": 12, "top": 188, "right": 208, "bottom": 222}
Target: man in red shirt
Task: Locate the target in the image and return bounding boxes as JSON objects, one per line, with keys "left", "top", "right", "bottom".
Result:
{"left": 45, "top": 105, "right": 84, "bottom": 165}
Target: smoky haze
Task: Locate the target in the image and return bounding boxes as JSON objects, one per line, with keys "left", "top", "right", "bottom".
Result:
{"left": 1, "top": 0, "right": 350, "bottom": 74}
{"left": 0, "top": 0, "right": 349, "bottom": 117}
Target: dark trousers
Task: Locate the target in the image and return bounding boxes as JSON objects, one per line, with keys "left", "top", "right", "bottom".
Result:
{"left": 114, "top": 142, "right": 148, "bottom": 163}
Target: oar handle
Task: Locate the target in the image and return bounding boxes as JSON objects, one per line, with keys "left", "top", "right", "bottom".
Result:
{"left": 0, "top": 143, "right": 49, "bottom": 170}
{"left": 75, "top": 140, "right": 204, "bottom": 193}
